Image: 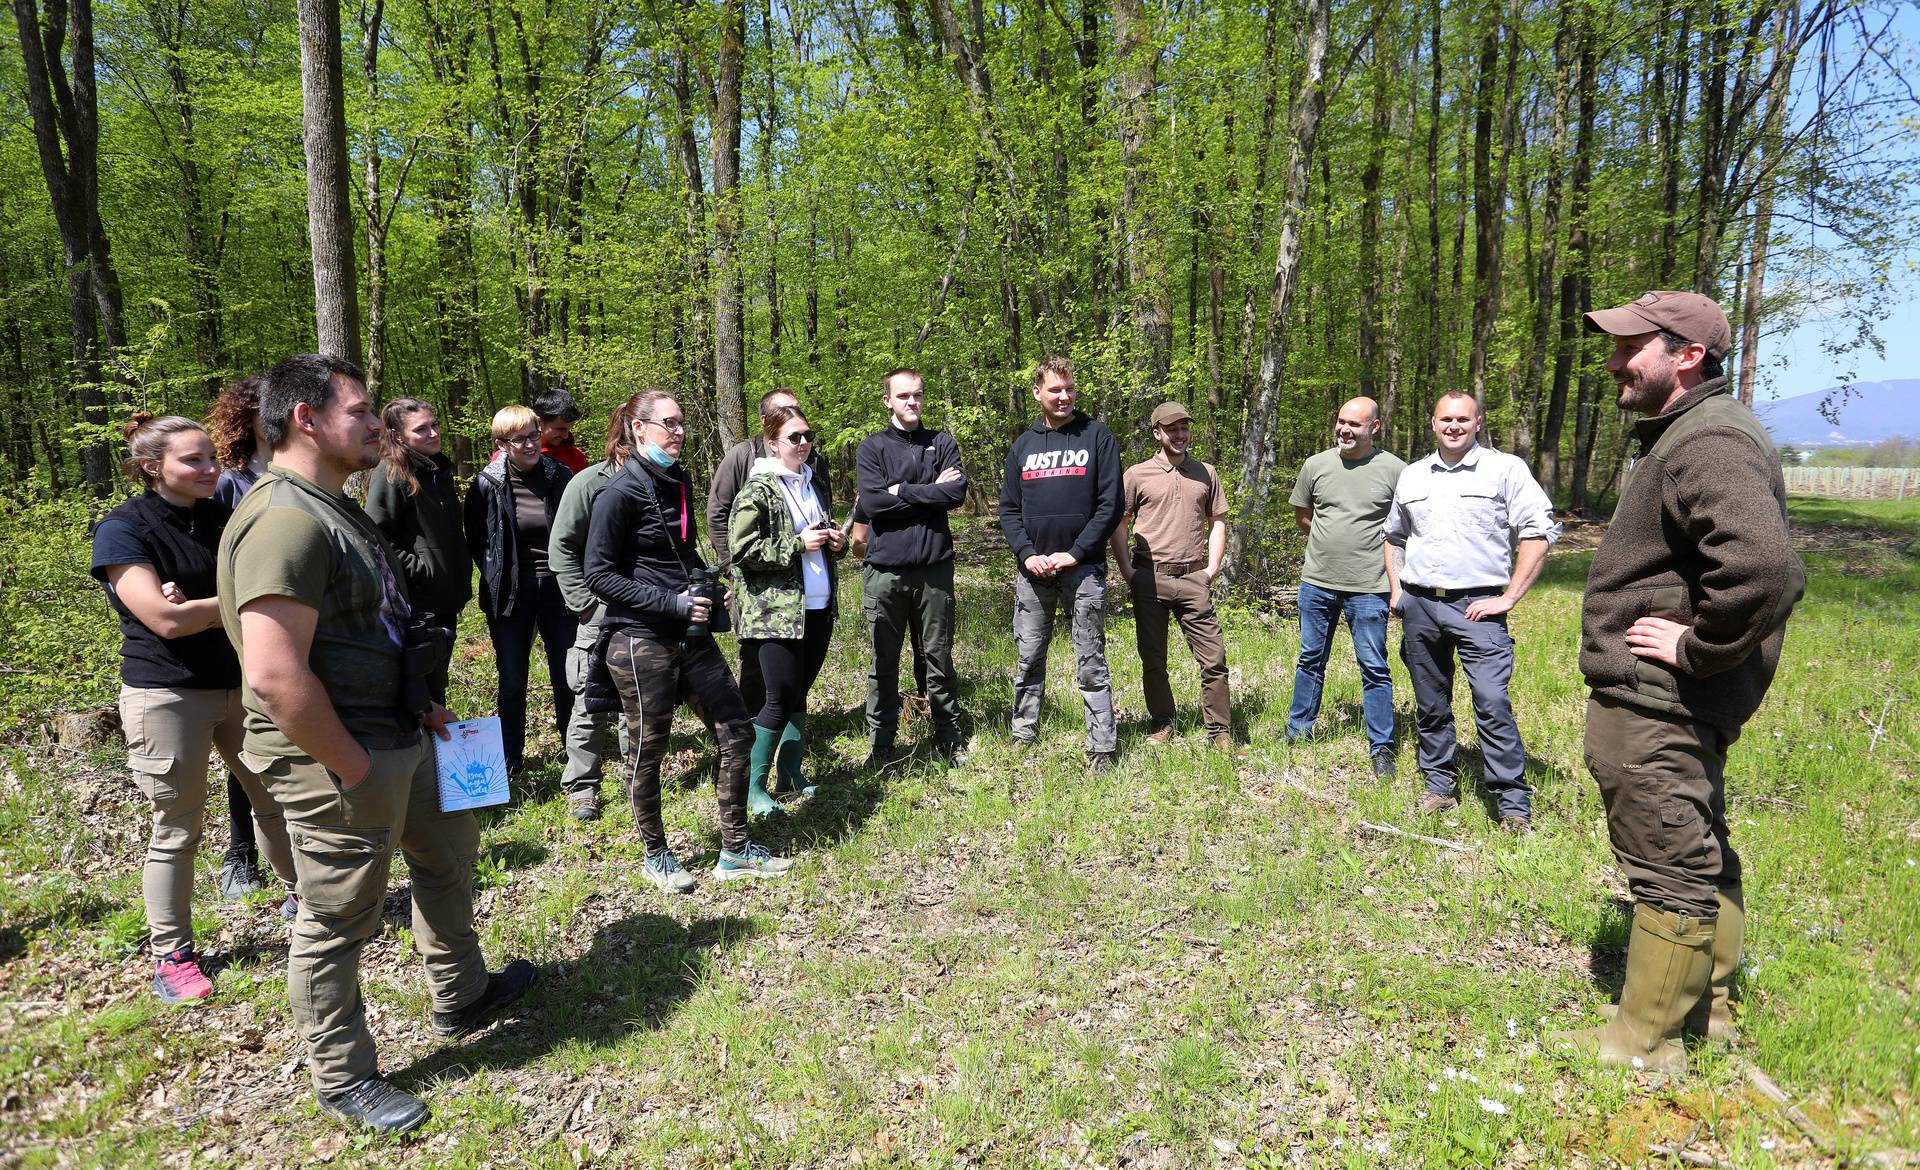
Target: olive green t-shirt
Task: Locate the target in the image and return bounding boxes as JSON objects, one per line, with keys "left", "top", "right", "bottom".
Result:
{"left": 1287, "top": 446, "right": 1407, "bottom": 593}
{"left": 217, "top": 465, "right": 414, "bottom": 756}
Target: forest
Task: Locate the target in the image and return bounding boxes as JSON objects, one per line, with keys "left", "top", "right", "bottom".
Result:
{"left": 2, "top": 0, "right": 1914, "bottom": 575}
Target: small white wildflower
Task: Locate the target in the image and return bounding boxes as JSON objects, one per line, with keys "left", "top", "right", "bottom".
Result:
{"left": 1906, "top": 858, "right": 1916, "bottom": 868}
{"left": 1463, "top": 1072, "right": 1482, "bottom": 1084}
{"left": 1443, "top": 1067, "right": 1459, "bottom": 1081}
{"left": 1772, "top": 730, "right": 1783, "bottom": 738}
{"left": 1510, "top": 1083, "right": 1525, "bottom": 1096}
{"left": 1417, "top": 1110, "right": 1428, "bottom": 1120}
{"left": 1473, "top": 1046, "right": 1486, "bottom": 1060}
{"left": 1631, "top": 1056, "right": 1646, "bottom": 1070}
{"left": 1505, "top": 1018, "right": 1518, "bottom": 1038}
{"left": 1477, "top": 1097, "right": 1508, "bottom": 1115}
{"left": 1427, "top": 1081, "right": 1439, "bottom": 1094}
{"left": 1760, "top": 1138, "right": 1777, "bottom": 1152}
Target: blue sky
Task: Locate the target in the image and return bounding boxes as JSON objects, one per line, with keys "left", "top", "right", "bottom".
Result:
{"left": 1762, "top": 276, "right": 1919, "bottom": 402}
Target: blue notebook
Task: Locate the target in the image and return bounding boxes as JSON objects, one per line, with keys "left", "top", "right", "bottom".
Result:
{"left": 434, "top": 718, "right": 510, "bottom": 812}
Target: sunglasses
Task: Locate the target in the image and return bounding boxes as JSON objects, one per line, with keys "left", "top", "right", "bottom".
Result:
{"left": 784, "top": 430, "right": 814, "bottom": 444}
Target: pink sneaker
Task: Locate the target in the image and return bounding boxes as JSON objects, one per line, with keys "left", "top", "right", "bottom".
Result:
{"left": 153, "top": 948, "right": 213, "bottom": 1003}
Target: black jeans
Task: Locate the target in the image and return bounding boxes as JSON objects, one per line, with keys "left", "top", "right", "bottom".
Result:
{"left": 743, "top": 608, "right": 834, "bottom": 731}
{"left": 485, "top": 576, "right": 577, "bottom": 770}
{"left": 605, "top": 630, "right": 751, "bottom": 857}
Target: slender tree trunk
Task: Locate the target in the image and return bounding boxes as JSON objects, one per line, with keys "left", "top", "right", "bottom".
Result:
{"left": 1419, "top": 0, "right": 1442, "bottom": 413}
{"left": 1357, "top": 8, "right": 1390, "bottom": 402}
{"left": 297, "top": 0, "right": 363, "bottom": 365}
{"left": 1228, "top": 0, "right": 1328, "bottom": 581}
{"left": 359, "top": 0, "right": 388, "bottom": 395}
{"left": 1523, "top": 1, "right": 1571, "bottom": 478}
{"left": 711, "top": 0, "right": 747, "bottom": 447}
{"left": 1112, "top": 0, "right": 1172, "bottom": 403}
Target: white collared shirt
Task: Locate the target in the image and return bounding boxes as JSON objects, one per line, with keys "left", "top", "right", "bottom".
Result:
{"left": 1383, "top": 443, "right": 1561, "bottom": 589}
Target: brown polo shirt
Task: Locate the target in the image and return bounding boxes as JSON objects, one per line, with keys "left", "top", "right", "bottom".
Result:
{"left": 1121, "top": 453, "right": 1226, "bottom": 567}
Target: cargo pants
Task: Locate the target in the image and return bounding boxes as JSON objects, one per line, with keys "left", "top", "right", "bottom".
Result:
{"left": 560, "top": 612, "right": 631, "bottom": 797}
{"left": 244, "top": 738, "right": 489, "bottom": 1094}
{"left": 863, "top": 560, "right": 961, "bottom": 748}
{"left": 1011, "top": 563, "right": 1117, "bottom": 754}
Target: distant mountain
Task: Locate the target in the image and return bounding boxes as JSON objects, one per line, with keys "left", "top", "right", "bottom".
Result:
{"left": 1754, "top": 379, "right": 1920, "bottom": 447}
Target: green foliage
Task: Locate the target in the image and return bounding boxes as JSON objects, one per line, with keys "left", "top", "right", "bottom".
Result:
{"left": 0, "top": 492, "right": 125, "bottom": 733}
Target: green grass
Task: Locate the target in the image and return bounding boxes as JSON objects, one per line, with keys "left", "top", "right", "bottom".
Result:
{"left": 0, "top": 499, "right": 1914, "bottom": 1166}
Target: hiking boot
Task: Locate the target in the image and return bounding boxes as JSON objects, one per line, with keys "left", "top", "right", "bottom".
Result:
{"left": 1501, "top": 814, "right": 1534, "bottom": 835}
{"left": 1145, "top": 723, "right": 1175, "bottom": 745}
{"left": 218, "top": 852, "right": 263, "bottom": 902}
{"left": 642, "top": 850, "right": 697, "bottom": 895}
{"left": 1210, "top": 733, "right": 1237, "bottom": 754}
{"left": 1010, "top": 735, "right": 1037, "bottom": 753}
{"left": 713, "top": 842, "right": 795, "bottom": 881}
{"left": 1087, "top": 750, "right": 1119, "bottom": 773}
{"left": 1552, "top": 904, "right": 1713, "bottom": 1075}
{"left": 934, "top": 739, "right": 969, "bottom": 767}
{"left": 1414, "top": 793, "right": 1459, "bottom": 815}
{"left": 280, "top": 892, "right": 301, "bottom": 922}
{"left": 152, "top": 948, "right": 213, "bottom": 1004}
{"left": 567, "top": 788, "right": 601, "bottom": 822}
{"left": 864, "top": 743, "right": 906, "bottom": 771}
{"left": 431, "top": 958, "right": 539, "bottom": 1038}
{"left": 317, "top": 1075, "right": 429, "bottom": 1137}
{"left": 1370, "top": 751, "right": 1396, "bottom": 780}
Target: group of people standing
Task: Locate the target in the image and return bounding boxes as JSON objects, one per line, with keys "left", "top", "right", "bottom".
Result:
{"left": 85, "top": 287, "right": 1801, "bottom": 1136}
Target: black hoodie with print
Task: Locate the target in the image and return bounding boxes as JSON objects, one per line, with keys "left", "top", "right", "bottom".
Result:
{"left": 998, "top": 411, "right": 1123, "bottom": 573}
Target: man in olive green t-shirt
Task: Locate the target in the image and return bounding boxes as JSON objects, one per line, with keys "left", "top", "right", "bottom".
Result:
{"left": 217, "top": 353, "right": 534, "bottom": 1138}
{"left": 1285, "top": 397, "right": 1406, "bottom": 777}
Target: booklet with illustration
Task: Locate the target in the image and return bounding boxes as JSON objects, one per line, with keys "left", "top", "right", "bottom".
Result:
{"left": 433, "top": 717, "right": 510, "bottom": 812}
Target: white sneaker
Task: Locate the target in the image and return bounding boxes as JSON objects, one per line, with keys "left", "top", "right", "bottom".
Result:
{"left": 643, "top": 850, "right": 697, "bottom": 894}
{"left": 712, "top": 842, "right": 795, "bottom": 881}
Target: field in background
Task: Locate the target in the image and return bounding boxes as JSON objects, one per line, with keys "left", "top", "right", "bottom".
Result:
{"left": 0, "top": 499, "right": 1915, "bottom": 1168}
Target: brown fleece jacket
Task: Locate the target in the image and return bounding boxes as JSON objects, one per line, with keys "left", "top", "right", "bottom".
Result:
{"left": 1579, "top": 376, "right": 1805, "bottom": 730}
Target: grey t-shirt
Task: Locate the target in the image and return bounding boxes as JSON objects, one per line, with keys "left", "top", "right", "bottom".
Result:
{"left": 1288, "top": 446, "right": 1407, "bottom": 592}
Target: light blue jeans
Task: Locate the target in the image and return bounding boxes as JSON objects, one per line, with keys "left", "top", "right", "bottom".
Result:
{"left": 1286, "top": 581, "right": 1394, "bottom": 753}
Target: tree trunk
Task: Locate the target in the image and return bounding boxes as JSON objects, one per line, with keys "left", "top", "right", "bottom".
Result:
{"left": 359, "top": 0, "right": 388, "bottom": 396}
{"left": 711, "top": 0, "right": 747, "bottom": 448}
{"left": 1523, "top": 0, "right": 1572, "bottom": 478}
{"left": 297, "top": 0, "right": 363, "bottom": 365}
{"left": 1112, "top": 0, "right": 1172, "bottom": 402}
{"left": 1227, "top": 0, "right": 1328, "bottom": 581}
{"left": 1541, "top": 13, "right": 1593, "bottom": 497}
{"left": 1356, "top": 7, "right": 1389, "bottom": 402}
{"left": 11, "top": 0, "right": 123, "bottom": 491}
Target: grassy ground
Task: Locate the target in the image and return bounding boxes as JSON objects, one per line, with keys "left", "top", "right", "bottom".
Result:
{"left": 1, "top": 498, "right": 1915, "bottom": 1168}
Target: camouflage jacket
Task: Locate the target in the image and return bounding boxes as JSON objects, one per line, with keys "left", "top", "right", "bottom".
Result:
{"left": 728, "top": 467, "right": 840, "bottom": 639}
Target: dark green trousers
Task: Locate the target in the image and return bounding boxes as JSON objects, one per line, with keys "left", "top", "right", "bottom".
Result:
{"left": 863, "top": 561, "right": 960, "bottom": 747}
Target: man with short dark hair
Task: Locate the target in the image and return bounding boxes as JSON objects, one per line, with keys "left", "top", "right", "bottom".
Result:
{"left": 218, "top": 354, "right": 534, "bottom": 1137}
{"left": 1553, "top": 291, "right": 1803, "bottom": 1074}
{"left": 1000, "top": 356, "right": 1124, "bottom": 769}
{"left": 533, "top": 387, "right": 588, "bottom": 472}
{"left": 708, "top": 389, "right": 834, "bottom": 721}
{"left": 1111, "top": 401, "right": 1233, "bottom": 750}
{"left": 856, "top": 368, "right": 968, "bottom": 767}
{"left": 1285, "top": 397, "right": 1405, "bottom": 775}
{"left": 1384, "top": 391, "right": 1560, "bottom": 832}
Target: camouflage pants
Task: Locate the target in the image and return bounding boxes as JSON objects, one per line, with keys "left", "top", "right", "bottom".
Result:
{"left": 604, "top": 631, "right": 751, "bottom": 857}
{"left": 1011, "top": 564, "right": 1117, "bottom": 753}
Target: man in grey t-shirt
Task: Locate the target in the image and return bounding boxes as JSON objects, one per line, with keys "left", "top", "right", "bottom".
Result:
{"left": 1285, "top": 397, "right": 1406, "bottom": 777}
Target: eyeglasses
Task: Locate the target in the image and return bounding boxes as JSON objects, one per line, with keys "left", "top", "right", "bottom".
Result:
{"left": 784, "top": 430, "right": 814, "bottom": 444}
{"left": 502, "top": 431, "right": 540, "bottom": 447}
{"left": 639, "top": 416, "right": 687, "bottom": 433}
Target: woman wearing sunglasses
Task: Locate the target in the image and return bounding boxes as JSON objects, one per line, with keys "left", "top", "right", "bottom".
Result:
{"left": 727, "top": 405, "right": 847, "bottom": 816}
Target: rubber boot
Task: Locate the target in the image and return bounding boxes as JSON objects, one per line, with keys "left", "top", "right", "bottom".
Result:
{"left": 777, "top": 715, "right": 814, "bottom": 797}
{"left": 1685, "top": 886, "right": 1743, "bottom": 1044}
{"left": 1597, "top": 887, "right": 1744, "bottom": 1043}
{"left": 1553, "top": 904, "right": 1713, "bottom": 1075}
{"left": 746, "top": 724, "right": 783, "bottom": 818}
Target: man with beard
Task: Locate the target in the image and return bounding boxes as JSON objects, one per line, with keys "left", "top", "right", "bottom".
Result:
{"left": 219, "top": 354, "right": 535, "bottom": 1135}
{"left": 1554, "top": 292, "right": 1803, "bottom": 1073}
{"left": 1284, "top": 397, "right": 1405, "bottom": 774}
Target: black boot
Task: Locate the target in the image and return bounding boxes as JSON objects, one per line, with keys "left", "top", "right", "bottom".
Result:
{"left": 318, "top": 1075, "right": 429, "bottom": 1137}
{"left": 431, "top": 959, "right": 539, "bottom": 1038}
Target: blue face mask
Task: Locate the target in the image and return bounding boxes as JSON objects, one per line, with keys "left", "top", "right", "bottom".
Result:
{"left": 641, "top": 442, "right": 677, "bottom": 468}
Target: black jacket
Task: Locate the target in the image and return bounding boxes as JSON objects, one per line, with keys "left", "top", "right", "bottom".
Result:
{"left": 463, "top": 452, "right": 572, "bottom": 619}
{"left": 855, "top": 424, "right": 966, "bottom": 567}
{"left": 365, "top": 449, "right": 472, "bottom": 620}
{"left": 584, "top": 456, "right": 706, "bottom": 641}
{"left": 998, "top": 412, "right": 1123, "bottom": 571}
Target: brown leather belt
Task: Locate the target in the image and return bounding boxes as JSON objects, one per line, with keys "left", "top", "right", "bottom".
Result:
{"left": 1149, "top": 560, "right": 1201, "bottom": 577}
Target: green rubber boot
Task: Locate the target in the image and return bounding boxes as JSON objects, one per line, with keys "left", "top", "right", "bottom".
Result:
{"left": 747, "top": 724, "right": 783, "bottom": 818}
{"left": 1553, "top": 904, "right": 1714, "bottom": 1075}
{"left": 1684, "top": 886, "right": 1743, "bottom": 1044}
{"left": 777, "top": 715, "right": 815, "bottom": 797}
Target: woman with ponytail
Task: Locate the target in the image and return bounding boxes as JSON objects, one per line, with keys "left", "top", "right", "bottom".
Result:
{"left": 364, "top": 399, "right": 472, "bottom": 699}
{"left": 90, "top": 412, "right": 296, "bottom": 1003}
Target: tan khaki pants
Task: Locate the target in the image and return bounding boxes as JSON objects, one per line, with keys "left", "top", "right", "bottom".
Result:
{"left": 1130, "top": 569, "right": 1232, "bottom": 736}
{"left": 119, "top": 685, "right": 294, "bottom": 956}
{"left": 245, "top": 740, "right": 489, "bottom": 1093}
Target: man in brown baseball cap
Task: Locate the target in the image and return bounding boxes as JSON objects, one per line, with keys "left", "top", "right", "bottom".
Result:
{"left": 1552, "top": 290, "right": 1804, "bottom": 1074}
{"left": 1110, "top": 401, "right": 1233, "bottom": 750}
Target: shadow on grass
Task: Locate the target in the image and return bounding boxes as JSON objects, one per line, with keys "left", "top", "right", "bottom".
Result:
{"left": 393, "top": 912, "right": 765, "bottom": 1083}
{"left": 0, "top": 892, "right": 117, "bottom": 965}
{"left": 1584, "top": 897, "right": 1635, "bottom": 998}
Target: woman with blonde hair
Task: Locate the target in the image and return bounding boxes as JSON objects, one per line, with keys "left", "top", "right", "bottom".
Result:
{"left": 90, "top": 412, "right": 296, "bottom": 1002}
{"left": 366, "top": 398, "right": 471, "bottom": 699}
{"left": 464, "top": 404, "right": 576, "bottom": 773}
